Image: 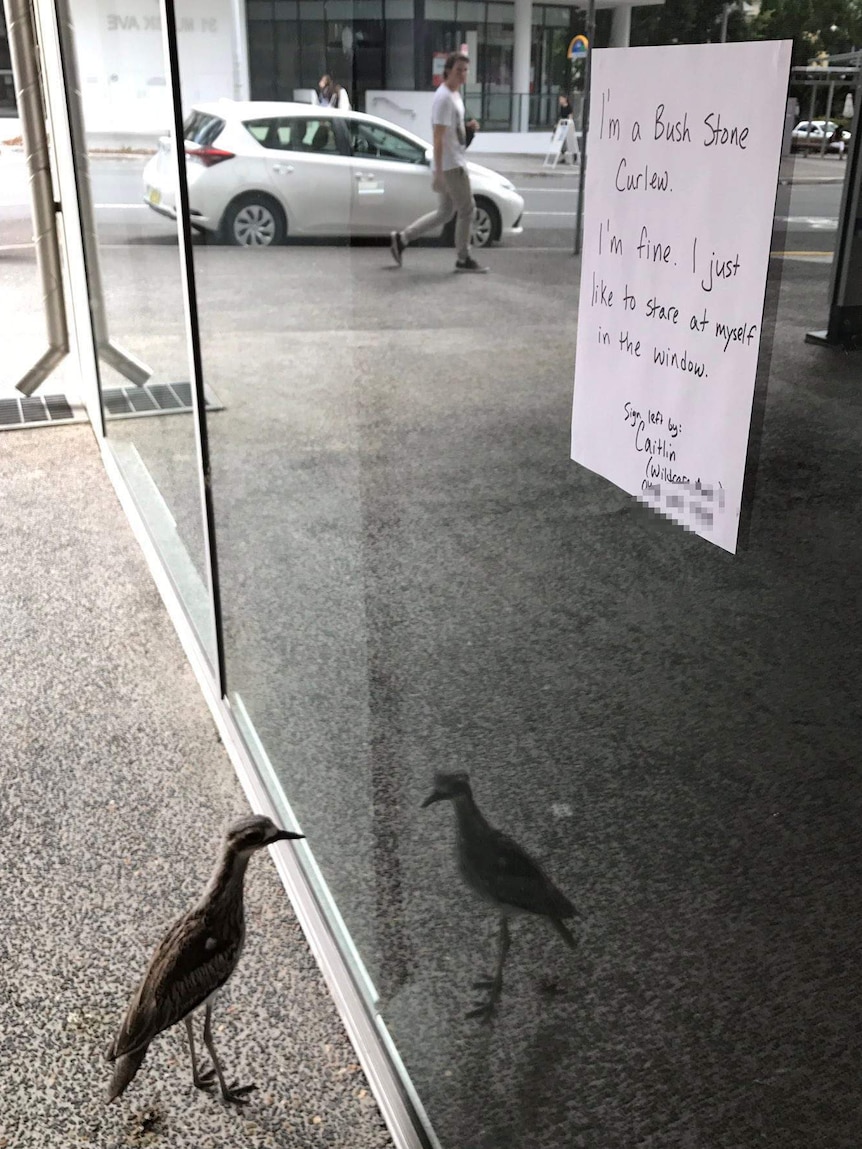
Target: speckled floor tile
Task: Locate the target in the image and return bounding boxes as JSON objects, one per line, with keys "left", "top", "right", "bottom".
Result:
{"left": 0, "top": 426, "right": 393, "bottom": 1149}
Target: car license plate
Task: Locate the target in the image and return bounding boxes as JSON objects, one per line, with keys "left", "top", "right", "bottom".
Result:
{"left": 148, "top": 186, "right": 161, "bottom": 206}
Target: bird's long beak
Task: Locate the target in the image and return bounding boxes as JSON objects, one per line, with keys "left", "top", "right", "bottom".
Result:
{"left": 271, "top": 830, "right": 305, "bottom": 842}
{"left": 421, "top": 791, "right": 444, "bottom": 808}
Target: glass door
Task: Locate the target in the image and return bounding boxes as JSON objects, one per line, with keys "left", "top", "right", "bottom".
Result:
{"left": 0, "top": 0, "right": 80, "bottom": 417}
{"left": 51, "top": 0, "right": 221, "bottom": 672}
{"left": 33, "top": 1, "right": 862, "bottom": 1146}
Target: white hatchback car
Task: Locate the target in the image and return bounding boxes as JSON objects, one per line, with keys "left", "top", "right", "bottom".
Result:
{"left": 143, "top": 100, "right": 525, "bottom": 249}
{"left": 790, "top": 120, "right": 851, "bottom": 152}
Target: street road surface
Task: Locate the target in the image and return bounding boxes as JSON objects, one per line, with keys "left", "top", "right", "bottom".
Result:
{"left": 0, "top": 152, "right": 846, "bottom": 254}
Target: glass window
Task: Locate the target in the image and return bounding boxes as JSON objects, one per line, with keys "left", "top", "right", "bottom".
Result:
{"left": 385, "top": 0, "right": 414, "bottom": 15}
{"left": 248, "top": 22, "right": 278, "bottom": 98}
{"left": 247, "top": 0, "right": 274, "bottom": 16}
{"left": 385, "top": 20, "right": 416, "bottom": 89}
{"left": 486, "top": 2, "right": 512, "bottom": 19}
{"left": 0, "top": 69, "right": 14, "bottom": 116}
{"left": 245, "top": 115, "right": 341, "bottom": 153}
{"left": 349, "top": 120, "right": 426, "bottom": 162}
{"left": 457, "top": 1, "right": 485, "bottom": 19}
{"left": 426, "top": 1, "right": 457, "bottom": 17}
{"left": 298, "top": 20, "right": 326, "bottom": 87}
{"left": 183, "top": 111, "right": 225, "bottom": 146}
{"left": 485, "top": 21, "right": 513, "bottom": 90}
{"left": 544, "top": 4, "right": 570, "bottom": 25}
{"left": 274, "top": 26, "right": 299, "bottom": 94}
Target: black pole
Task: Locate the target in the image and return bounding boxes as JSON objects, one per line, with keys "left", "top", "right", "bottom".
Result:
{"left": 573, "top": 0, "right": 596, "bottom": 255}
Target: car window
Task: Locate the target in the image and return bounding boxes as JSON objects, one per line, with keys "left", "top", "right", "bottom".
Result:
{"left": 244, "top": 117, "right": 341, "bottom": 154}
{"left": 183, "top": 111, "right": 225, "bottom": 146}
{"left": 349, "top": 122, "right": 426, "bottom": 164}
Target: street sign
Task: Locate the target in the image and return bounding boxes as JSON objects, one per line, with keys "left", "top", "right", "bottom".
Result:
{"left": 568, "top": 35, "right": 589, "bottom": 60}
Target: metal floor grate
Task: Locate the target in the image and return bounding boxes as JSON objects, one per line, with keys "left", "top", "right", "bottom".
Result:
{"left": 102, "top": 382, "right": 223, "bottom": 418}
{"left": 0, "top": 383, "right": 223, "bottom": 431}
{"left": 0, "top": 394, "right": 78, "bottom": 428}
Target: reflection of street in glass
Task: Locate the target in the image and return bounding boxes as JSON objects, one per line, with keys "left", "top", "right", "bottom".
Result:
{"left": 422, "top": 772, "right": 578, "bottom": 1020}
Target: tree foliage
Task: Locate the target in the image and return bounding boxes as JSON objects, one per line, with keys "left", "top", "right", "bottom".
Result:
{"left": 630, "top": 0, "right": 861, "bottom": 63}
{"left": 749, "top": 0, "right": 861, "bottom": 65}
{"left": 630, "top": 0, "right": 747, "bottom": 47}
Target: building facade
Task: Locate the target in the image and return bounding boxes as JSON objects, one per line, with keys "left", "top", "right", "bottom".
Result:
{"left": 1, "top": 0, "right": 654, "bottom": 135}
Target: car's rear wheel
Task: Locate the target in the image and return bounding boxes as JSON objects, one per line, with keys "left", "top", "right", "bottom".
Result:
{"left": 221, "top": 194, "right": 286, "bottom": 247}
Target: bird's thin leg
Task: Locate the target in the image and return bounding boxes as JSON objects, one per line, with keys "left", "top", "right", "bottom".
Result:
{"left": 467, "top": 917, "right": 511, "bottom": 1020}
{"left": 184, "top": 1016, "right": 216, "bottom": 1090}
{"left": 201, "top": 1001, "right": 256, "bottom": 1104}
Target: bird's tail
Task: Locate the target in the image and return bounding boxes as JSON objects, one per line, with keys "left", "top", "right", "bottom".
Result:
{"left": 551, "top": 916, "right": 578, "bottom": 949}
{"left": 106, "top": 1045, "right": 148, "bottom": 1104}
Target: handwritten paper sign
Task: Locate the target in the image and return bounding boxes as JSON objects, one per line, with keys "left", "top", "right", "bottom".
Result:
{"left": 571, "top": 41, "right": 791, "bottom": 552}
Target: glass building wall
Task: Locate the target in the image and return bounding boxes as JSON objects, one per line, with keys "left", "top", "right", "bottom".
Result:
{"left": 33, "top": 0, "right": 862, "bottom": 1145}
{"left": 187, "top": 14, "right": 862, "bottom": 1149}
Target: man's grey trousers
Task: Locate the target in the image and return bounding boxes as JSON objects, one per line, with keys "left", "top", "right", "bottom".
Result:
{"left": 402, "top": 166, "right": 475, "bottom": 261}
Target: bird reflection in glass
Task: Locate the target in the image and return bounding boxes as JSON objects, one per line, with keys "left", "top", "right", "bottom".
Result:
{"left": 422, "top": 772, "right": 578, "bottom": 1020}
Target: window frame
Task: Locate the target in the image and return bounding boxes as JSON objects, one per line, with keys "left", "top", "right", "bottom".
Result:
{"left": 242, "top": 115, "right": 351, "bottom": 156}
{"left": 346, "top": 118, "right": 429, "bottom": 165}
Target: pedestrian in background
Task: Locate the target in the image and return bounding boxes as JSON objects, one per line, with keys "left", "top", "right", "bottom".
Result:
{"left": 332, "top": 82, "right": 351, "bottom": 110}
{"left": 557, "top": 90, "right": 575, "bottom": 164}
{"left": 390, "top": 52, "right": 487, "bottom": 274}
{"left": 317, "top": 74, "right": 334, "bottom": 105}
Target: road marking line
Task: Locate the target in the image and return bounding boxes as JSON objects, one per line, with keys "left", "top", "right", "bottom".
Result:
{"left": 775, "top": 216, "right": 837, "bottom": 229}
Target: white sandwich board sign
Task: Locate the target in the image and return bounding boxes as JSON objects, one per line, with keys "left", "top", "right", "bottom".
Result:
{"left": 571, "top": 41, "right": 792, "bottom": 553}
{"left": 545, "top": 118, "right": 579, "bottom": 167}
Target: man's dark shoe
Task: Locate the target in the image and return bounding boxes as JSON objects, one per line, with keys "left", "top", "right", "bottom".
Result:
{"left": 390, "top": 231, "right": 405, "bottom": 266}
{"left": 455, "top": 256, "right": 488, "bottom": 273}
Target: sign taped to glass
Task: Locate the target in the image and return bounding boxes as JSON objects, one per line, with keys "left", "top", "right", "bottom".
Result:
{"left": 570, "top": 41, "right": 792, "bottom": 553}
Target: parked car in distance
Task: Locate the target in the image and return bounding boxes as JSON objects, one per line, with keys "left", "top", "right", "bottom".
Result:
{"left": 790, "top": 120, "right": 851, "bottom": 153}
{"left": 143, "top": 100, "right": 525, "bottom": 249}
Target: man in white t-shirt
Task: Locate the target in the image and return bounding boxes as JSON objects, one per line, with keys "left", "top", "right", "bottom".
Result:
{"left": 390, "top": 53, "right": 487, "bottom": 273}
